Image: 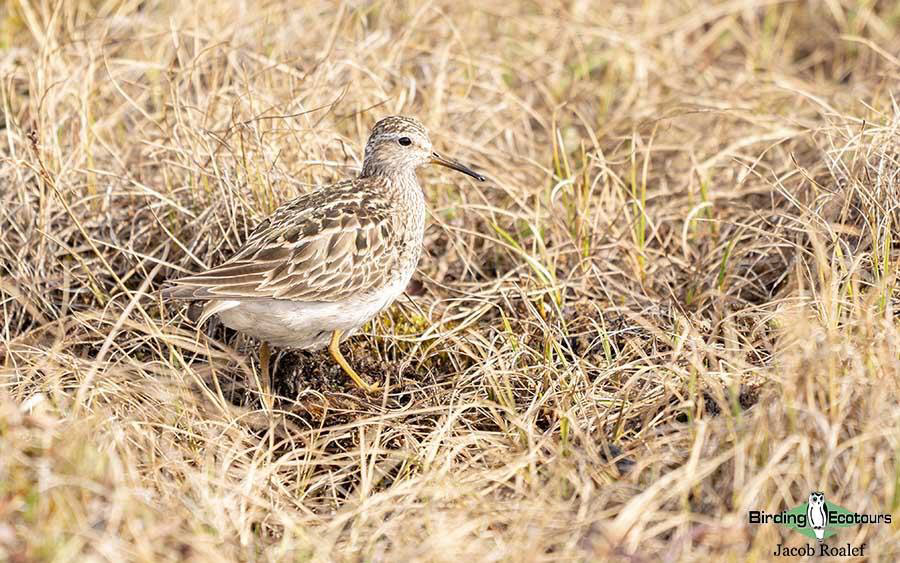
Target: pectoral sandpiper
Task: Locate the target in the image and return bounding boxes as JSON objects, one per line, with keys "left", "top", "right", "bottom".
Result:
{"left": 163, "top": 116, "right": 485, "bottom": 392}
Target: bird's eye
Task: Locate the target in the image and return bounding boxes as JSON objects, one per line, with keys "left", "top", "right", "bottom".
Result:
{"left": 398, "top": 137, "right": 412, "bottom": 146}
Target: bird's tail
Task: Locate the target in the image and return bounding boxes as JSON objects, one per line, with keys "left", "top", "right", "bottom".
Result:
{"left": 159, "top": 284, "right": 215, "bottom": 300}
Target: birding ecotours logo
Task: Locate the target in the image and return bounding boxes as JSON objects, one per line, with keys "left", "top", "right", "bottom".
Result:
{"left": 748, "top": 492, "right": 892, "bottom": 557}
{"left": 806, "top": 491, "right": 828, "bottom": 542}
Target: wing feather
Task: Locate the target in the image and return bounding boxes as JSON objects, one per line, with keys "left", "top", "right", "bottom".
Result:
{"left": 163, "top": 178, "right": 399, "bottom": 303}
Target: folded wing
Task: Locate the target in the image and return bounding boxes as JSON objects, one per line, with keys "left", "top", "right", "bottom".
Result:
{"left": 163, "top": 180, "right": 396, "bottom": 303}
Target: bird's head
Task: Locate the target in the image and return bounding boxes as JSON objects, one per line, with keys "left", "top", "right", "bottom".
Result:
{"left": 360, "top": 115, "right": 485, "bottom": 182}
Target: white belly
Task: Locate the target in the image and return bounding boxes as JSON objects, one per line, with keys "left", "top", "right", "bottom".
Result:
{"left": 211, "top": 277, "right": 408, "bottom": 349}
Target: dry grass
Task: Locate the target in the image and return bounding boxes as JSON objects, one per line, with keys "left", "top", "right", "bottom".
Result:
{"left": 2, "top": 0, "right": 900, "bottom": 561}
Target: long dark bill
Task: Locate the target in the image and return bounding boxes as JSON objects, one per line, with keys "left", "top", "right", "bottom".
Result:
{"left": 431, "top": 152, "right": 486, "bottom": 182}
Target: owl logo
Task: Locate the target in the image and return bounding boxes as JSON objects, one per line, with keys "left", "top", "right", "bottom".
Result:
{"left": 807, "top": 491, "right": 829, "bottom": 542}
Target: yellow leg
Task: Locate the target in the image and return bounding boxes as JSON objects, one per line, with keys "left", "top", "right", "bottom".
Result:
{"left": 328, "top": 330, "right": 380, "bottom": 393}
{"left": 259, "top": 341, "right": 272, "bottom": 394}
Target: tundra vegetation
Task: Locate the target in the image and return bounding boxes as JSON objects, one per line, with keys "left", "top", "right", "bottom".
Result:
{"left": 1, "top": 1, "right": 899, "bottom": 560}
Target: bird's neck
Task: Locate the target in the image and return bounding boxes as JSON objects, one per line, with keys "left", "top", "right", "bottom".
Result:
{"left": 364, "top": 169, "right": 425, "bottom": 224}
{"left": 358, "top": 166, "right": 419, "bottom": 194}
{"left": 359, "top": 161, "right": 417, "bottom": 182}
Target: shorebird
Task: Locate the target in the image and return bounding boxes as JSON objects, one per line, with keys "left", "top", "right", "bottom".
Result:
{"left": 163, "top": 116, "right": 485, "bottom": 392}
